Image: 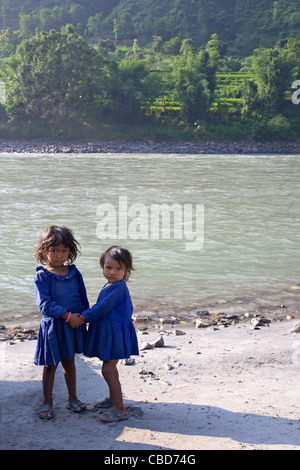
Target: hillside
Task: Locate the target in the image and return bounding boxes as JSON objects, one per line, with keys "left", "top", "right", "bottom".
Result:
{"left": 0, "top": 1, "right": 299, "bottom": 141}
{"left": 0, "top": 0, "right": 299, "bottom": 55}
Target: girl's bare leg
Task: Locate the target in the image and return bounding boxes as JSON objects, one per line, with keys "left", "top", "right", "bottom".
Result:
{"left": 61, "top": 357, "right": 86, "bottom": 411}
{"left": 101, "top": 360, "right": 126, "bottom": 415}
{"left": 40, "top": 364, "right": 58, "bottom": 418}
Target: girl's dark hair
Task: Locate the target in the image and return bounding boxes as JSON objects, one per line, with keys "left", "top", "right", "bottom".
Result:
{"left": 100, "top": 246, "right": 134, "bottom": 281}
{"left": 35, "top": 225, "right": 81, "bottom": 265}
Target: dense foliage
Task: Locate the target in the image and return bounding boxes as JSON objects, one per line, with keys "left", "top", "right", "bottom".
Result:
{"left": 1, "top": 0, "right": 299, "bottom": 55}
{"left": 0, "top": 1, "right": 299, "bottom": 141}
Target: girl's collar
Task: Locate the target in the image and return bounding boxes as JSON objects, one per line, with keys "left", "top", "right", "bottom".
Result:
{"left": 36, "top": 264, "right": 76, "bottom": 279}
{"left": 46, "top": 262, "right": 69, "bottom": 272}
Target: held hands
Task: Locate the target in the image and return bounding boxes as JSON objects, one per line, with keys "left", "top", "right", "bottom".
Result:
{"left": 67, "top": 313, "right": 86, "bottom": 328}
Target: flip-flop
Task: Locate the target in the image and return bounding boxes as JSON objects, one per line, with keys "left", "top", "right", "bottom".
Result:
{"left": 99, "top": 409, "right": 129, "bottom": 423}
{"left": 94, "top": 397, "right": 113, "bottom": 409}
{"left": 39, "top": 404, "right": 55, "bottom": 420}
{"left": 67, "top": 399, "right": 86, "bottom": 413}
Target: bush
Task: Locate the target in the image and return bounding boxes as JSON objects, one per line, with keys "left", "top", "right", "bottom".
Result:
{"left": 267, "top": 114, "right": 291, "bottom": 138}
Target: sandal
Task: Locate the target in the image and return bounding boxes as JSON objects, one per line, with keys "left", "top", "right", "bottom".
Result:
{"left": 39, "top": 404, "right": 55, "bottom": 420}
{"left": 67, "top": 399, "right": 86, "bottom": 413}
{"left": 94, "top": 397, "right": 113, "bottom": 409}
{"left": 99, "top": 409, "right": 129, "bottom": 423}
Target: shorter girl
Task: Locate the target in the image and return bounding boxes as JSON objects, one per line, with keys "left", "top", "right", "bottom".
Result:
{"left": 80, "top": 246, "right": 139, "bottom": 423}
{"left": 34, "top": 225, "right": 89, "bottom": 419}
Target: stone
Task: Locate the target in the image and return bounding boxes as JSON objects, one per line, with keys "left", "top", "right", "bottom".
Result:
{"left": 289, "top": 321, "right": 300, "bottom": 333}
{"left": 150, "top": 335, "right": 164, "bottom": 348}
{"left": 195, "top": 318, "right": 212, "bottom": 328}
{"left": 140, "top": 342, "right": 153, "bottom": 351}
{"left": 250, "top": 317, "right": 271, "bottom": 327}
{"left": 121, "top": 358, "right": 135, "bottom": 365}
{"left": 139, "top": 369, "right": 155, "bottom": 376}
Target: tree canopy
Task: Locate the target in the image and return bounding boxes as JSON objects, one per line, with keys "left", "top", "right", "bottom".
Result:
{"left": 7, "top": 28, "right": 105, "bottom": 125}
{"left": 0, "top": 0, "right": 299, "bottom": 55}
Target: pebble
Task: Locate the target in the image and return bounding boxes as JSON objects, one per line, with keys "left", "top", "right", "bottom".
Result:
{"left": 0, "top": 139, "right": 299, "bottom": 155}
{"left": 140, "top": 342, "right": 154, "bottom": 351}
{"left": 150, "top": 335, "right": 164, "bottom": 348}
{"left": 194, "top": 312, "right": 274, "bottom": 331}
{"left": 121, "top": 358, "right": 135, "bottom": 365}
{"left": 139, "top": 369, "right": 155, "bottom": 376}
{"left": 250, "top": 317, "right": 271, "bottom": 328}
{"left": 0, "top": 326, "right": 38, "bottom": 342}
{"left": 0, "top": 301, "right": 297, "bottom": 346}
{"left": 196, "top": 310, "right": 210, "bottom": 316}
{"left": 159, "top": 318, "right": 175, "bottom": 324}
{"left": 289, "top": 321, "right": 300, "bottom": 333}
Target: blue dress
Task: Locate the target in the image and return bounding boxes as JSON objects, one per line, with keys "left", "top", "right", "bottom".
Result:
{"left": 34, "top": 265, "right": 89, "bottom": 366}
{"left": 83, "top": 280, "right": 139, "bottom": 361}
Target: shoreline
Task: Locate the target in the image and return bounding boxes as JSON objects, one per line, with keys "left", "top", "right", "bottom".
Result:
{"left": 1, "top": 317, "right": 300, "bottom": 450}
{"left": 0, "top": 138, "right": 299, "bottom": 155}
{"left": 1, "top": 294, "right": 299, "bottom": 343}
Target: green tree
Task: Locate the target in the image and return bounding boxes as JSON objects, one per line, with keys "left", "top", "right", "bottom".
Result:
{"left": 7, "top": 28, "right": 105, "bottom": 126}
{"left": 0, "top": 28, "right": 22, "bottom": 58}
{"left": 152, "top": 35, "right": 163, "bottom": 68}
{"left": 118, "top": 12, "right": 136, "bottom": 39}
{"left": 113, "top": 19, "right": 118, "bottom": 44}
{"left": 132, "top": 39, "right": 139, "bottom": 57}
{"left": 205, "top": 33, "right": 221, "bottom": 68}
{"left": 162, "top": 36, "right": 181, "bottom": 56}
{"left": 172, "top": 35, "right": 219, "bottom": 123}
{"left": 85, "top": 12, "right": 103, "bottom": 38}
{"left": 97, "top": 38, "right": 116, "bottom": 57}
{"left": 104, "top": 58, "right": 163, "bottom": 122}
{"left": 179, "top": 38, "right": 196, "bottom": 58}
{"left": 172, "top": 51, "right": 211, "bottom": 123}
{"left": 251, "top": 46, "right": 296, "bottom": 116}
{"left": 285, "top": 37, "right": 300, "bottom": 77}
{"left": 19, "top": 14, "right": 35, "bottom": 38}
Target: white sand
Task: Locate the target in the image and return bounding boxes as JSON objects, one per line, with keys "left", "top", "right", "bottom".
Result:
{"left": 1, "top": 319, "right": 300, "bottom": 450}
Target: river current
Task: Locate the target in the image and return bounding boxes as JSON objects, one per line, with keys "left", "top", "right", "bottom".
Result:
{"left": 0, "top": 152, "right": 299, "bottom": 324}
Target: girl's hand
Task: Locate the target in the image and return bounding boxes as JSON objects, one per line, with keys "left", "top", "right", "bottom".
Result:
{"left": 68, "top": 313, "right": 85, "bottom": 328}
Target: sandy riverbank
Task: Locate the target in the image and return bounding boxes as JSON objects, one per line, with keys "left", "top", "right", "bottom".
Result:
{"left": 1, "top": 316, "right": 300, "bottom": 451}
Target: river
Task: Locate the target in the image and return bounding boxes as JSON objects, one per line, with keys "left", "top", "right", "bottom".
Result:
{"left": 0, "top": 152, "right": 299, "bottom": 324}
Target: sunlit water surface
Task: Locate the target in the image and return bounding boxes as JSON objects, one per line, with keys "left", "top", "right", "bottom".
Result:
{"left": 0, "top": 152, "right": 299, "bottom": 324}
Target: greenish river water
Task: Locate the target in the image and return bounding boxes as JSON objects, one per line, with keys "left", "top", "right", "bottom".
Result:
{"left": 0, "top": 152, "right": 299, "bottom": 323}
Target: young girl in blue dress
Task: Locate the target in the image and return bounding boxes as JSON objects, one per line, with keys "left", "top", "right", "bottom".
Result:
{"left": 79, "top": 246, "right": 139, "bottom": 423}
{"left": 34, "top": 225, "right": 89, "bottom": 419}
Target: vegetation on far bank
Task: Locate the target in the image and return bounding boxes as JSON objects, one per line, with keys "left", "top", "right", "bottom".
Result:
{"left": 0, "top": 1, "right": 299, "bottom": 142}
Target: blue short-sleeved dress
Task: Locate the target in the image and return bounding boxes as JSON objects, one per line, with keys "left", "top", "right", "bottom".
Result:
{"left": 83, "top": 280, "right": 139, "bottom": 361}
{"left": 34, "top": 265, "right": 89, "bottom": 366}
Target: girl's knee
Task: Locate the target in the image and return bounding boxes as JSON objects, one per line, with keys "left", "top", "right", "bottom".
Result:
{"left": 61, "top": 357, "right": 75, "bottom": 372}
{"left": 102, "top": 360, "right": 118, "bottom": 378}
{"left": 43, "top": 364, "right": 58, "bottom": 376}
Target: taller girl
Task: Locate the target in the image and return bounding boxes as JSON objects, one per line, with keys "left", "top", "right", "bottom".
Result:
{"left": 34, "top": 225, "right": 89, "bottom": 419}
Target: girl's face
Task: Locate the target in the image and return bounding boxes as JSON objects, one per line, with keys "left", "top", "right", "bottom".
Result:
{"left": 46, "top": 243, "right": 70, "bottom": 267}
{"left": 103, "top": 256, "right": 128, "bottom": 284}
